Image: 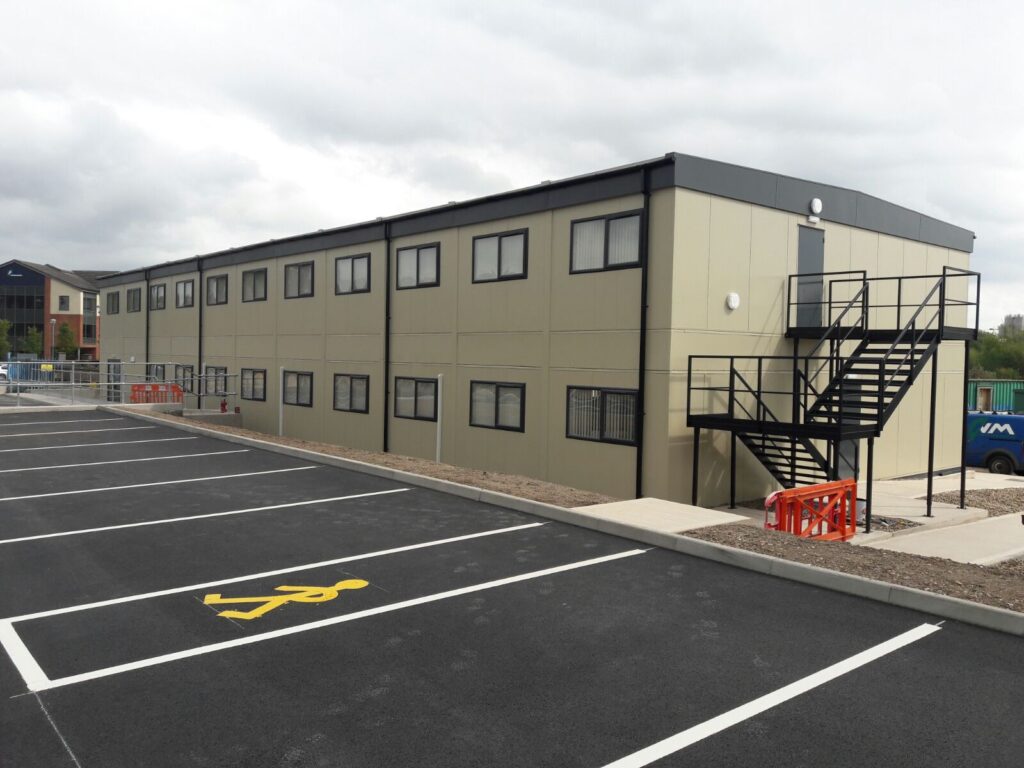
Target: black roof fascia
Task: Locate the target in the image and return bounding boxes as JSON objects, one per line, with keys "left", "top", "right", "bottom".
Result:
{"left": 97, "top": 152, "right": 974, "bottom": 285}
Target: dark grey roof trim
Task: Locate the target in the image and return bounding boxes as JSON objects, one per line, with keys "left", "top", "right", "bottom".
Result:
{"left": 97, "top": 152, "right": 974, "bottom": 285}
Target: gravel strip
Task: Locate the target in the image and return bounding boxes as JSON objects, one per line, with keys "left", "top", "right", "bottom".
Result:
{"left": 932, "top": 487, "right": 1024, "bottom": 517}
{"left": 686, "top": 524, "right": 1023, "bottom": 613}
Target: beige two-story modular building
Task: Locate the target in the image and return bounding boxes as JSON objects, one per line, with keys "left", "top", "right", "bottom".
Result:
{"left": 97, "top": 153, "right": 979, "bottom": 507}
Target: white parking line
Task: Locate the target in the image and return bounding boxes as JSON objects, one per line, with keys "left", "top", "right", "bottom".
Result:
{"left": 1, "top": 426, "right": 155, "bottom": 439}
{"left": 6, "top": 520, "right": 544, "bottom": 623}
{"left": 2, "top": 548, "right": 644, "bottom": 692}
{"left": 0, "top": 436, "right": 197, "bottom": 454}
{"left": 0, "top": 449, "right": 249, "bottom": 474}
{"left": 0, "top": 417, "right": 123, "bottom": 428}
{"left": 0, "top": 466, "right": 316, "bottom": 503}
{"left": 0, "top": 489, "right": 411, "bottom": 545}
{"left": 598, "top": 623, "right": 942, "bottom": 768}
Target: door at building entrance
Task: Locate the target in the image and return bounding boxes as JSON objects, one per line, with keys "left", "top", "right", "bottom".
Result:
{"left": 796, "top": 227, "right": 825, "bottom": 328}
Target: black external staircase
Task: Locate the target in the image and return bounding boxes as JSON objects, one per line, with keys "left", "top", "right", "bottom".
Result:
{"left": 687, "top": 267, "right": 980, "bottom": 509}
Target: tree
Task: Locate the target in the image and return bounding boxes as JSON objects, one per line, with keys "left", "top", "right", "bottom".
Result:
{"left": 55, "top": 322, "right": 78, "bottom": 358}
{"left": 0, "top": 319, "right": 10, "bottom": 360}
{"left": 970, "top": 330, "right": 1024, "bottom": 379}
{"left": 23, "top": 326, "right": 43, "bottom": 357}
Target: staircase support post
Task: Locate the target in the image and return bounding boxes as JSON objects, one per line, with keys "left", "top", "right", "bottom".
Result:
{"left": 729, "top": 432, "right": 737, "bottom": 509}
{"left": 926, "top": 349, "right": 939, "bottom": 517}
{"left": 959, "top": 340, "right": 970, "bottom": 509}
{"left": 691, "top": 427, "right": 701, "bottom": 506}
{"left": 865, "top": 437, "right": 875, "bottom": 533}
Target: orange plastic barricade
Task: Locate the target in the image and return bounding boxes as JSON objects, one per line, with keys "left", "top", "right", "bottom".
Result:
{"left": 764, "top": 478, "right": 857, "bottom": 542}
{"left": 129, "top": 383, "right": 184, "bottom": 404}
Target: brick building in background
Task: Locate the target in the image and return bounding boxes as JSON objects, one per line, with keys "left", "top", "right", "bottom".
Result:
{"left": 0, "top": 260, "right": 114, "bottom": 359}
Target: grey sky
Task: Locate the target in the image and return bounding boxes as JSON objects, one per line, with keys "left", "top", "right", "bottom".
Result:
{"left": 1, "top": 0, "right": 1020, "bottom": 327}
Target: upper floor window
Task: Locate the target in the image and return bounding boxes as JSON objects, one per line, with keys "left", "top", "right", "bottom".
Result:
{"left": 176, "top": 279, "right": 194, "bottom": 308}
{"left": 284, "top": 262, "right": 314, "bottom": 299}
{"left": 241, "top": 269, "right": 266, "bottom": 302}
{"left": 126, "top": 288, "right": 142, "bottom": 313}
{"left": 207, "top": 275, "right": 229, "bottom": 306}
{"left": 106, "top": 292, "right": 120, "bottom": 315}
{"left": 396, "top": 244, "right": 440, "bottom": 289}
{"left": 58, "top": 295, "right": 70, "bottom": 312}
{"left": 470, "top": 381, "right": 525, "bottom": 431}
{"left": 473, "top": 231, "right": 527, "bottom": 283}
{"left": 149, "top": 284, "right": 166, "bottom": 310}
{"left": 566, "top": 386, "right": 638, "bottom": 445}
{"left": 570, "top": 212, "right": 641, "bottom": 273}
{"left": 335, "top": 253, "right": 370, "bottom": 295}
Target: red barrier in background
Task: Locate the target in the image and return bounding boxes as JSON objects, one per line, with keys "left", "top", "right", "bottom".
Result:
{"left": 129, "top": 383, "right": 184, "bottom": 404}
{"left": 765, "top": 478, "right": 857, "bottom": 542}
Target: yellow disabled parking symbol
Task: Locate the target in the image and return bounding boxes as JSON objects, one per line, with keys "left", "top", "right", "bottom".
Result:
{"left": 203, "top": 579, "right": 369, "bottom": 620}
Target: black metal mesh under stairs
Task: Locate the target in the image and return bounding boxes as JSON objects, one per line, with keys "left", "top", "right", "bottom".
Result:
{"left": 736, "top": 431, "right": 830, "bottom": 488}
{"left": 804, "top": 330, "right": 940, "bottom": 434}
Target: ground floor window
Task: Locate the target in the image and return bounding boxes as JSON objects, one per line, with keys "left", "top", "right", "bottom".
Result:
{"left": 241, "top": 368, "right": 266, "bottom": 401}
{"left": 283, "top": 370, "right": 313, "bottom": 406}
{"left": 174, "top": 364, "right": 194, "bottom": 393}
{"left": 205, "top": 366, "right": 228, "bottom": 395}
{"left": 394, "top": 377, "right": 437, "bottom": 420}
{"left": 566, "top": 386, "right": 638, "bottom": 445}
{"left": 149, "top": 363, "right": 165, "bottom": 381}
{"left": 470, "top": 381, "right": 525, "bottom": 431}
{"left": 334, "top": 374, "right": 369, "bottom": 413}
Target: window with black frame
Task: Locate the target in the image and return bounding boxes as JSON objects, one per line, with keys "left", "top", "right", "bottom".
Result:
{"left": 394, "top": 377, "right": 437, "bottom": 420}
{"left": 241, "top": 368, "right": 266, "bottom": 401}
{"left": 106, "top": 291, "right": 120, "bottom": 315}
{"left": 205, "top": 366, "right": 228, "bottom": 395}
{"left": 470, "top": 381, "right": 525, "bottom": 431}
{"left": 126, "top": 288, "right": 142, "bottom": 312}
{"left": 176, "top": 279, "right": 194, "bottom": 308}
{"left": 570, "top": 212, "right": 641, "bottom": 273}
{"left": 149, "top": 284, "right": 166, "bottom": 310}
{"left": 472, "top": 231, "right": 527, "bottom": 283}
{"left": 284, "top": 262, "right": 314, "bottom": 298}
{"left": 395, "top": 244, "right": 440, "bottom": 289}
{"left": 333, "top": 374, "right": 369, "bottom": 413}
{"left": 335, "top": 253, "right": 370, "bottom": 295}
{"left": 241, "top": 269, "right": 266, "bottom": 302}
{"left": 283, "top": 370, "right": 313, "bottom": 406}
{"left": 566, "top": 386, "right": 638, "bottom": 444}
{"left": 207, "top": 275, "right": 229, "bottom": 305}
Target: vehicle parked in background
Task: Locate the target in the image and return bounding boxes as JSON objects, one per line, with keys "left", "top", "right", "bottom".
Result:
{"left": 965, "top": 412, "right": 1024, "bottom": 474}
{"left": 0, "top": 363, "right": 7, "bottom": 382}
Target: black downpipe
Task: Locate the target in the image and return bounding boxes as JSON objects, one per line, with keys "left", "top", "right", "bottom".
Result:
{"left": 197, "top": 261, "right": 204, "bottom": 408}
{"left": 382, "top": 223, "right": 392, "bottom": 453}
{"left": 634, "top": 168, "right": 652, "bottom": 499}
{"left": 144, "top": 269, "right": 151, "bottom": 374}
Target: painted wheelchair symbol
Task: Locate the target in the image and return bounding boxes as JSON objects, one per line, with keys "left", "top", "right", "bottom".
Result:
{"left": 203, "top": 579, "right": 369, "bottom": 620}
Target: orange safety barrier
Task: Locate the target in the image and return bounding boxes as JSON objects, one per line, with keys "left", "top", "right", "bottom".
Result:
{"left": 129, "top": 383, "right": 184, "bottom": 404}
{"left": 764, "top": 478, "right": 857, "bottom": 542}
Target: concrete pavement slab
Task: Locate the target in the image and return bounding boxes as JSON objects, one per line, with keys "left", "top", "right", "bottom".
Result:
{"left": 862, "top": 512, "right": 1024, "bottom": 564}
{"left": 574, "top": 497, "right": 749, "bottom": 533}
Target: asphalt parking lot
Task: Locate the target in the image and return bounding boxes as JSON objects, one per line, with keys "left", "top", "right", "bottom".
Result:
{"left": 1, "top": 409, "right": 1021, "bottom": 767}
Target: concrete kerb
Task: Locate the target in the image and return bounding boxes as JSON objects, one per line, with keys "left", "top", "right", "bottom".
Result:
{"left": 0, "top": 405, "right": 104, "bottom": 415}
{"left": 101, "top": 406, "right": 1024, "bottom": 638}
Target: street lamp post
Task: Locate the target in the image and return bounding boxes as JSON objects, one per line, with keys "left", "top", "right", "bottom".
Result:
{"left": 49, "top": 318, "right": 56, "bottom": 359}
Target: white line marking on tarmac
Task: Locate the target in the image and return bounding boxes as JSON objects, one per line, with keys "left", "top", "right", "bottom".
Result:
{"left": 0, "top": 466, "right": 316, "bottom": 503}
{"left": 598, "top": 623, "right": 942, "bottom": 768}
{"left": 0, "top": 488, "right": 411, "bottom": 545}
{"left": 0, "top": 417, "right": 123, "bottom": 428}
{"left": 0, "top": 449, "right": 249, "bottom": 474}
{"left": 0, "top": 426, "right": 154, "bottom": 438}
{"left": 0, "top": 436, "right": 198, "bottom": 454}
{"left": 33, "top": 692, "right": 84, "bottom": 768}
{"left": 6, "top": 519, "right": 540, "bottom": 622}
{"left": 5, "top": 547, "right": 644, "bottom": 692}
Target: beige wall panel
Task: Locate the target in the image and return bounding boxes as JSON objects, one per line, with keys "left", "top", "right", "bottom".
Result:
{"left": 49, "top": 279, "right": 83, "bottom": 314}
{"left": 388, "top": 363, "right": 455, "bottom": 462}
{"left": 276, "top": 361, "right": 326, "bottom": 443}
{"left": 236, "top": 334, "right": 276, "bottom": 359}
{"left": 276, "top": 253, "right": 325, "bottom": 336}
{"left": 706, "top": 198, "right": 752, "bottom": 333}
{"left": 325, "top": 334, "right": 383, "bottom": 363}
{"left": 822, "top": 223, "right": 851, "bottom": 274}
{"left": 450, "top": 367, "right": 545, "bottom": 479}
{"left": 549, "top": 331, "right": 639, "bottom": 371}
{"left": 322, "top": 361, "right": 383, "bottom": 452}
{"left": 391, "top": 231, "right": 458, "bottom": 335}
{"left": 324, "top": 241, "right": 386, "bottom": 335}
{"left": 457, "top": 213, "right": 551, "bottom": 334}
{"left": 549, "top": 195, "right": 644, "bottom": 332}
{"left": 274, "top": 334, "right": 322, "bottom": 361}
{"left": 204, "top": 335, "right": 236, "bottom": 360}
{"left": 645, "top": 189, "right": 677, "bottom": 332}
{"left": 748, "top": 207, "right": 790, "bottom": 336}
{"left": 457, "top": 333, "right": 546, "bottom": 369}
{"left": 391, "top": 333, "right": 457, "bottom": 364}
{"left": 672, "top": 190, "right": 711, "bottom": 331}
{"left": 149, "top": 337, "right": 171, "bottom": 358}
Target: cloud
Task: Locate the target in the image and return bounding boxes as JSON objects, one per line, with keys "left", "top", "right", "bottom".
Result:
{"left": 0, "top": 1, "right": 1021, "bottom": 326}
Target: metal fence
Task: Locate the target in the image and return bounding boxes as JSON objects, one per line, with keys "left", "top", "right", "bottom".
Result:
{"left": 0, "top": 360, "right": 238, "bottom": 411}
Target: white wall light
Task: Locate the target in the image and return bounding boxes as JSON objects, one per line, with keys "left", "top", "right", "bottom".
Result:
{"left": 808, "top": 197, "right": 823, "bottom": 224}
{"left": 726, "top": 292, "right": 741, "bottom": 311}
